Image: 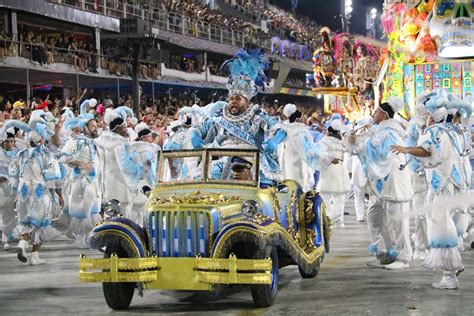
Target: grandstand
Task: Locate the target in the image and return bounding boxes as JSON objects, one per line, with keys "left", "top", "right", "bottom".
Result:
{"left": 0, "top": 0, "right": 321, "bottom": 111}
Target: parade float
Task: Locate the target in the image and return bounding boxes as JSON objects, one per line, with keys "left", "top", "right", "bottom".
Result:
{"left": 312, "top": 27, "right": 382, "bottom": 120}
{"left": 380, "top": 0, "right": 474, "bottom": 115}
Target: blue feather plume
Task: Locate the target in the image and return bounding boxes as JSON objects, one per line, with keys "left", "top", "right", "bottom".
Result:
{"left": 2, "top": 120, "right": 31, "bottom": 134}
{"left": 115, "top": 106, "right": 135, "bottom": 121}
{"left": 64, "top": 117, "right": 86, "bottom": 131}
{"left": 223, "top": 49, "right": 269, "bottom": 89}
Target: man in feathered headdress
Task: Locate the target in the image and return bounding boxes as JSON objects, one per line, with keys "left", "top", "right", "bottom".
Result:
{"left": 59, "top": 108, "right": 102, "bottom": 248}
{"left": 189, "top": 49, "right": 284, "bottom": 186}
{"left": 348, "top": 97, "right": 414, "bottom": 270}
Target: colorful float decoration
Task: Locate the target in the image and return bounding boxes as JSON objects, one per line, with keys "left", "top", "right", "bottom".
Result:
{"left": 312, "top": 27, "right": 381, "bottom": 119}
{"left": 381, "top": 0, "right": 474, "bottom": 113}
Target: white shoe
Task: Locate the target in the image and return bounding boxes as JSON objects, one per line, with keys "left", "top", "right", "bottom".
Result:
{"left": 432, "top": 273, "right": 459, "bottom": 289}
{"left": 3, "top": 242, "right": 11, "bottom": 250}
{"left": 339, "top": 222, "right": 346, "bottom": 228}
{"left": 356, "top": 218, "right": 365, "bottom": 222}
{"left": 30, "top": 251, "right": 46, "bottom": 265}
{"left": 17, "top": 240, "right": 28, "bottom": 263}
{"left": 412, "top": 249, "right": 428, "bottom": 261}
{"left": 385, "top": 261, "right": 410, "bottom": 270}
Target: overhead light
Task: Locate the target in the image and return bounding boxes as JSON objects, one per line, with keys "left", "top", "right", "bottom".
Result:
{"left": 317, "top": 94, "right": 322, "bottom": 99}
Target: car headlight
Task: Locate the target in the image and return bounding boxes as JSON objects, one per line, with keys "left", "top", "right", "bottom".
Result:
{"left": 103, "top": 199, "right": 122, "bottom": 217}
{"left": 241, "top": 200, "right": 259, "bottom": 217}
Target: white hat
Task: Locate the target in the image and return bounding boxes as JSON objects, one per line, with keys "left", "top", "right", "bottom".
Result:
{"left": 340, "top": 124, "right": 353, "bottom": 134}
{"left": 135, "top": 122, "right": 152, "bottom": 139}
{"left": 354, "top": 116, "right": 373, "bottom": 131}
{"left": 283, "top": 103, "right": 297, "bottom": 118}
{"left": 330, "top": 118, "right": 343, "bottom": 131}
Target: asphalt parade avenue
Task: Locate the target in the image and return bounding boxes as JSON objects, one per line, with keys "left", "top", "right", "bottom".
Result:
{"left": 1, "top": 200, "right": 473, "bottom": 315}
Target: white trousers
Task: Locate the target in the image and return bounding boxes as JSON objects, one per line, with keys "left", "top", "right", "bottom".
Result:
{"left": 321, "top": 192, "right": 346, "bottom": 225}
{"left": 412, "top": 191, "right": 428, "bottom": 251}
{"left": 367, "top": 195, "right": 412, "bottom": 262}
{"left": 353, "top": 185, "right": 366, "bottom": 221}
{"left": 1, "top": 198, "right": 17, "bottom": 240}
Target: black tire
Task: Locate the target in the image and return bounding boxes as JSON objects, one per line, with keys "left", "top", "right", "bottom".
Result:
{"left": 250, "top": 247, "right": 278, "bottom": 308}
{"left": 102, "top": 246, "right": 135, "bottom": 310}
{"left": 298, "top": 261, "right": 320, "bottom": 279}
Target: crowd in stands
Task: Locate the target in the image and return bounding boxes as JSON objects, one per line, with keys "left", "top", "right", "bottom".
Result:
{"left": 166, "top": 53, "right": 203, "bottom": 73}
{"left": 56, "top": 0, "right": 319, "bottom": 49}
{"left": 224, "top": 0, "right": 320, "bottom": 48}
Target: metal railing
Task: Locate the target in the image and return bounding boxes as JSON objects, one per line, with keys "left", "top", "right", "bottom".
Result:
{"left": 48, "top": 0, "right": 254, "bottom": 49}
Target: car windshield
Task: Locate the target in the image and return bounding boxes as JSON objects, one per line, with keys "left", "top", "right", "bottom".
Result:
{"left": 158, "top": 149, "right": 259, "bottom": 187}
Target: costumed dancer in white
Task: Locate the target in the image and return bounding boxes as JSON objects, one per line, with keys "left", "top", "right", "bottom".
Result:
{"left": 95, "top": 106, "right": 135, "bottom": 218}
{"left": 115, "top": 122, "right": 160, "bottom": 225}
{"left": 348, "top": 97, "right": 413, "bottom": 270}
{"left": 446, "top": 97, "right": 472, "bottom": 251}
{"left": 317, "top": 115, "right": 351, "bottom": 227}
{"left": 0, "top": 123, "right": 21, "bottom": 249}
{"left": 390, "top": 90, "right": 464, "bottom": 289}
{"left": 349, "top": 117, "right": 372, "bottom": 222}
{"left": 163, "top": 117, "right": 193, "bottom": 180}
{"left": 405, "top": 101, "right": 429, "bottom": 261}
{"left": 276, "top": 104, "right": 315, "bottom": 192}
{"left": 59, "top": 102, "right": 102, "bottom": 248}
{"left": 10, "top": 111, "right": 63, "bottom": 265}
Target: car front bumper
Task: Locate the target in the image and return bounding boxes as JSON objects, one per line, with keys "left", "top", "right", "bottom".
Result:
{"left": 79, "top": 253, "right": 272, "bottom": 290}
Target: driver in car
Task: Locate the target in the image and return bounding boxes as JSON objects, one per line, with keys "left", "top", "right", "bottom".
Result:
{"left": 230, "top": 157, "right": 253, "bottom": 181}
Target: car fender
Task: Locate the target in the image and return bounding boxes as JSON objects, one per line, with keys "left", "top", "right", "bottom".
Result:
{"left": 88, "top": 217, "right": 149, "bottom": 258}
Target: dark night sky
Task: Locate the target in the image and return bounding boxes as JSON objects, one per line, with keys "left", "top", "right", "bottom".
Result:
{"left": 270, "top": 0, "right": 385, "bottom": 35}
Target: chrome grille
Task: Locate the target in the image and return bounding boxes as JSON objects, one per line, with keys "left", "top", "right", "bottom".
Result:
{"left": 149, "top": 210, "right": 210, "bottom": 257}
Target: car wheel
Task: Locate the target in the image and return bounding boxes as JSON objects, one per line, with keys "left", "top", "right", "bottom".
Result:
{"left": 250, "top": 246, "right": 278, "bottom": 308}
{"left": 102, "top": 245, "right": 135, "bottom": 310}
{"left": 298, "top": 261, "right": 320, "bottom": 279}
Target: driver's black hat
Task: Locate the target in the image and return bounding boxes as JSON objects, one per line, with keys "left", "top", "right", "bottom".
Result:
{"left": 231, "top": 156, "right": 252, "bottom": 170}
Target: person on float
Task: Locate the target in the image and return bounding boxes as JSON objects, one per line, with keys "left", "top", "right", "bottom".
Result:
{"left": 275, "top": 104, "right": 315, "bottom": 192}
{"left": 390, "top": 90, "right": 464, "bottom": 289}
{"left": 348, "top": 97, "right": 413, "bottom": 270}
{"left": 10, "top": 110, "right": 63, "bottom": 265}
{"left": 59, "top": 109, "right": 102, "bottom": 248}
{"left": 189, "top": 49, "right": 284, "bottom": 187}
{"left": 316, "top": 115, "right": 351, "bottom": 227}
{"left": 0, "top": 123, "right": 20, "bottom": 249}
{"left": 115, "top": 122, "right": 160, "bottom": 225}
{"left": 95, "top": 106, "right": 135, "bottom": 219}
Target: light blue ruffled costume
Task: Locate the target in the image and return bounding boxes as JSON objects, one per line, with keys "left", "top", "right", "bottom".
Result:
{"left": 10, "top": 145, "right": 62, "bottom": 244}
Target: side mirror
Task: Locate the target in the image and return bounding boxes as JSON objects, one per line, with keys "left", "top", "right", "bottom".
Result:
{"left": 275, "top": 184, "right": 289, "bottom": 194}
{"left": 141, "top": 186, "right": 152, "bottom": 197}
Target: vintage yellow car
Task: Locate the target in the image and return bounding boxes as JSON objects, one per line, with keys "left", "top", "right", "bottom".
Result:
{"left": 79, "top": 148, "right": 330, "bottom": 310}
